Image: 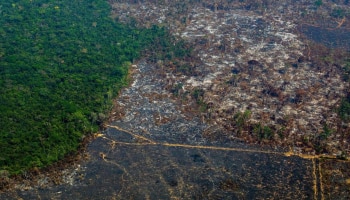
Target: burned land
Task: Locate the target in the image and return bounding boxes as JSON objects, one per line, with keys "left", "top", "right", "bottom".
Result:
{"left": 1, "top": 0, "right": 350, "bottom": 199}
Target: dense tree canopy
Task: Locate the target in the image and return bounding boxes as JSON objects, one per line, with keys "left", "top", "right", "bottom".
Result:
{"left": 0, "top": 0, "right": 176, "bottom": 174}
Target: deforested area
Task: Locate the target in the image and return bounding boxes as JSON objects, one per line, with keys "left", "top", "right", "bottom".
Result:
{"left": 110, "top": 0, "right": 350, "bottom": 156}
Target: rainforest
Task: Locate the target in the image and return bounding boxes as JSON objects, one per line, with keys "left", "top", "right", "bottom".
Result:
{"left": 0, "top": 0, "right": 184, "bottom": 174}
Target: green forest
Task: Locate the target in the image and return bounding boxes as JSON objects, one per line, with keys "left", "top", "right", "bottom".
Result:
{"left": 0, "top": 0, "right": 183, "bottom": 174}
